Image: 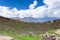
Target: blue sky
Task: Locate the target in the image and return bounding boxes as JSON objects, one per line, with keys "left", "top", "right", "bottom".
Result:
{"left": 0, "top": 0, "right": 45, "bottom": 10}
{"left": 0, "top": 0, "right": 60, "bottom": 22}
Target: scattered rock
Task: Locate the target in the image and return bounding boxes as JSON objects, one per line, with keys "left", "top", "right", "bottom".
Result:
{"left": 40, "top": 32, "right": 60, "bottom": 40}
{"left": 55, "top": 29, "right": 60, "bottom": 34}
{"left": 29, "top": 32, "right": 35, "bottom": 37}
{"left": 0, "top": 36, "right": 13, "bottom": 40}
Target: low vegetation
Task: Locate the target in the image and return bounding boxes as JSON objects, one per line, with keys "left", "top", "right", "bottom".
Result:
{"left": 0, "top": 30, "right": 60, "bottom": 40}
{"left": 0, "top": 16, "right": 60, "bottom": 40}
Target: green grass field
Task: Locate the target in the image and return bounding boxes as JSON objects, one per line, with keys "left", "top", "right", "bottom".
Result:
{"left": 0, "top": 30, "right": 59, "bottom": 40}
{"left": 0, "top": 31, "right": 40, "bottom": 40}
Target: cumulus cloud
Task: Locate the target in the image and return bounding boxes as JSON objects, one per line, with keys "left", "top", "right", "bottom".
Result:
{"left": 0, "top": 0, "right": 60, "bottom": 20}
{"left": 43, "top": 0, "right": 60, "bottom": 18}
{"left": 19, "top": 6, "right": 47, "bottom": 18}
{"left": 0, "top": 6, "right": 19, "bottom": 18}
{"left": 29, "top": 0, "right": 37, "bottom": 9}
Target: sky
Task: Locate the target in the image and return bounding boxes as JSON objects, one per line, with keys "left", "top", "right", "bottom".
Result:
{"left": 0, "top": 0, "right": 60, "bottom": 22}
{"left": 0, "top": 0, "right": 44, "bottom": 10}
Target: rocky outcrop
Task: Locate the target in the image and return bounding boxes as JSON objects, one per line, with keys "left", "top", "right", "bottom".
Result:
{"left": 40, "top": 32, "right": 60, "bottom": 40}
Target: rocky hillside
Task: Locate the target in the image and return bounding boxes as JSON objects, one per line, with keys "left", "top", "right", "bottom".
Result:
{"left": 0, "top": 16, "right": 60, "bottom": 34}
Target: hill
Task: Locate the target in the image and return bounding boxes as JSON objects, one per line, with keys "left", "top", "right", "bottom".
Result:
{"left": 0, "top": 16, "right": 60, "bottom": 34}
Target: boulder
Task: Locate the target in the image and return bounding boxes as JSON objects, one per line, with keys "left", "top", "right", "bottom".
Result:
{"left": 0, "top": 36, "right": 13, "bottom": 40}
{"left": 55, "top": 29, "right": 60, "bottom": 34}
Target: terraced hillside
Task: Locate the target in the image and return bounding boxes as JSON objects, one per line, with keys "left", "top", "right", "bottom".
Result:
{"left": 0, "top": 16, "right": 60, "bottom": 34}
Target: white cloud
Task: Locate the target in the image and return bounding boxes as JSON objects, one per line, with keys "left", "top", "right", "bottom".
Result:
{"left": 0, "top": 6, "right": 19, "bottom": 18}
{"left": 29, "top": 0, "right": 37, "bottom": 9}
{"left": 44, "top": 0, "right": 60, "bottom": 18}
{"left": 0, "top": 0, "right": 60, "bottom": 19}
{"left": 19, "top": 6, "right": 47, "bottom": 18}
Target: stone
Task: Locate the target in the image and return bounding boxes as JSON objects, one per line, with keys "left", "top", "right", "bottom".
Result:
{"left": 0, "top": 36, "right": 13, "bottom": 40}
{"left": 55, "top": 29, "right": 60, "bottom": 34}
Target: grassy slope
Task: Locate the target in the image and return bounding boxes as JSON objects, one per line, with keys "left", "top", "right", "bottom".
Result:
{"left": 0, "top": 16, "right": 60, "bottom": 34}
{"left": 0, "top": 17, "right": 60, "bottom": 40}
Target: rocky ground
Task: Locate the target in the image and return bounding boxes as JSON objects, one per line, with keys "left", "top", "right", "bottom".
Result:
{"left": 0, "top": 36, "right": 13, "bottom": 40}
